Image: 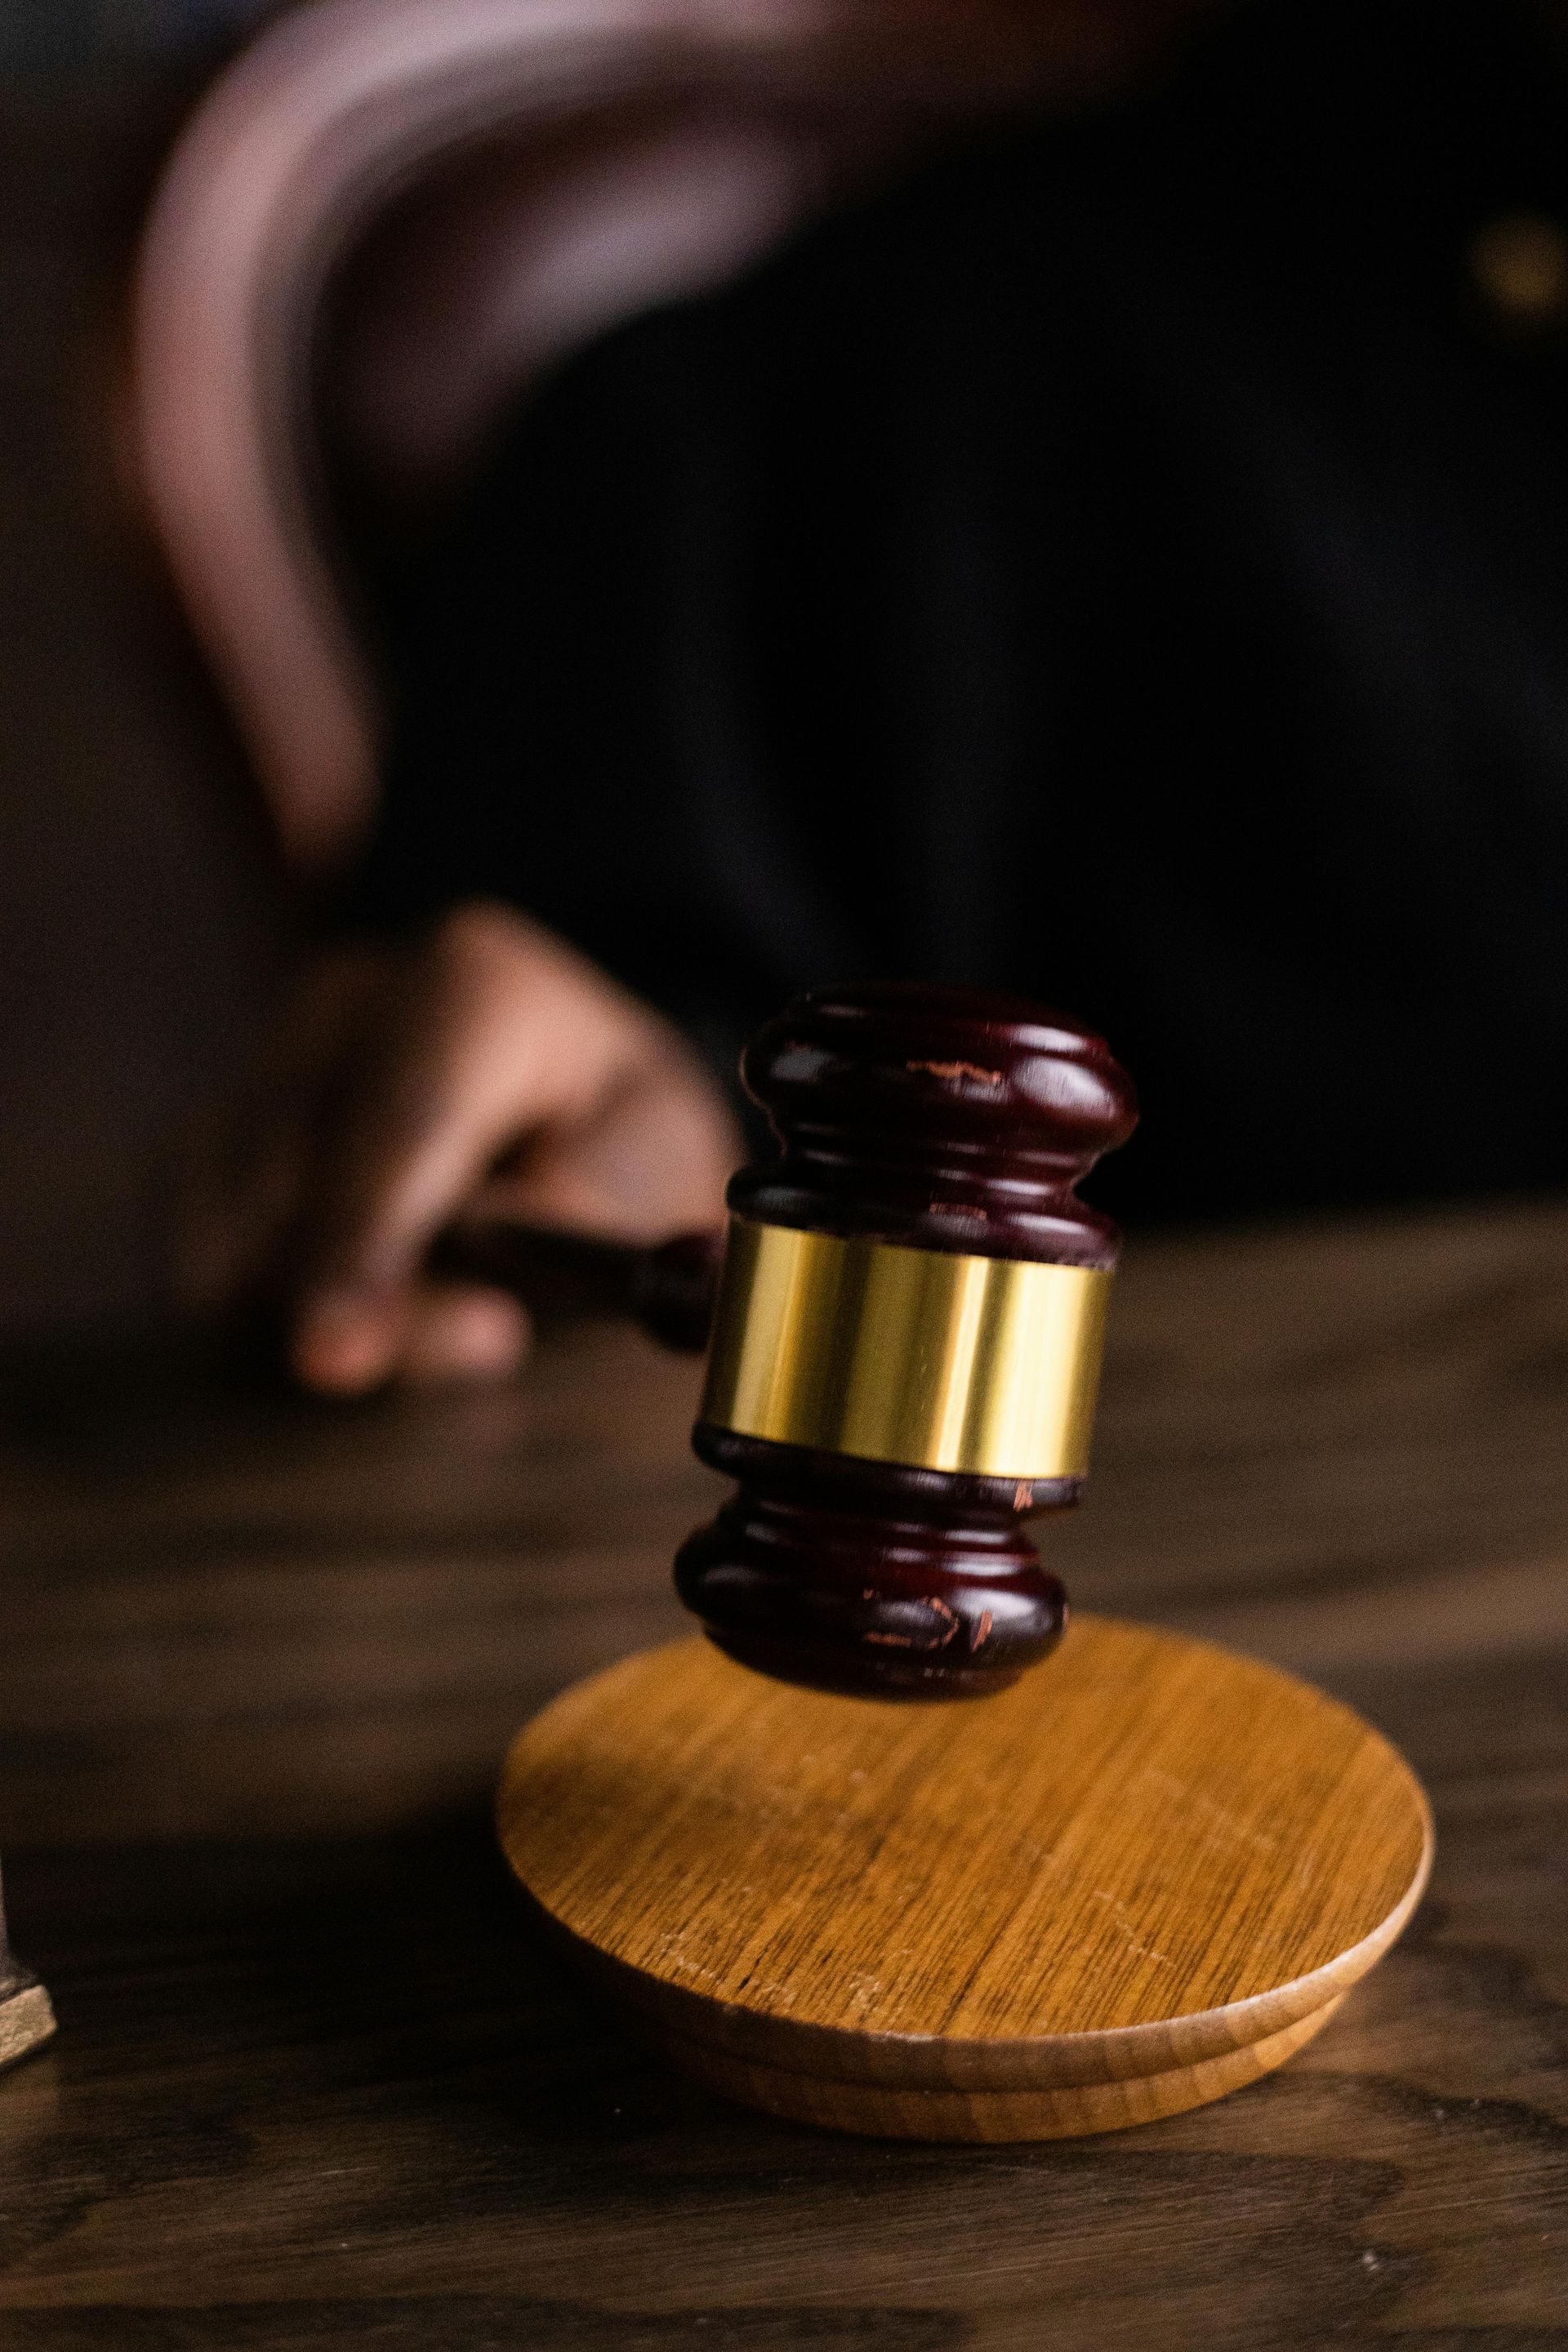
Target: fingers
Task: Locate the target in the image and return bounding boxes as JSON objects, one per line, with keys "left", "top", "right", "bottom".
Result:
{"left": 292, "top": 909, "right": 618, "bottom": 1332}
{"left": 185, "top": 900, "right": 741, "bottom": 1393}
{"left": 292, "top": 1278, "right": 531, "bottom": 1393}
{"left": 283, "top": 903, "right": 739, "bottom": 1393}
{"left": 400, "top": 1282, "right": 532, "bottom": 1388}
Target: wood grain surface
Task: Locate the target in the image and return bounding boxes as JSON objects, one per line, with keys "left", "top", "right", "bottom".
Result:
{"left": 497, "top": 1624, "right": 1431, "bottom": 2136}
{"left": 0, "top": 1198, "right": 1565, "bottom": 2343}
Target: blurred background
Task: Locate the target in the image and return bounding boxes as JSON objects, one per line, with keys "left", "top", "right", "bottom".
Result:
{"left": 0, "top": 0, "right": 1117, "bottom": 1345}
{"left": 7, "top": 0, "right": 1568, "bottom": 1348}
{"left": 1, "top": 0, "right": 292, "bottom": 1343}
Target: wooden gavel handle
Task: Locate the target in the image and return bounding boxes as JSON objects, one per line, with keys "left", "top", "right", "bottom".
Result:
{"left": 428, "top": 1218, "right": 721, "bottom": 1353}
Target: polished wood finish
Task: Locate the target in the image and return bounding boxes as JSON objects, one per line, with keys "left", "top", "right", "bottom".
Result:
{"left": 0, "top": 1198, "right": 1565, "bottom": 2338}
{"left": 498, "top": 1621, "right": 1431, "bottom": 2139}
{"left": 730, "top": 982, "right": 1138, "bottom": 1267}
{"left": 430, "top": 1218, "right": 719, "bottom": 1354}
{"left": 684, "top": 983, "right": 1137, "bottom": 1696}
{"left": 677, "top": 1458, "right": 1071, "bottom": 1699}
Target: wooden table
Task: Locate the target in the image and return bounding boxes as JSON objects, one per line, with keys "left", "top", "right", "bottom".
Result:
{"left": 1, "top": 1200, "right": 1565, "bottom": 2348}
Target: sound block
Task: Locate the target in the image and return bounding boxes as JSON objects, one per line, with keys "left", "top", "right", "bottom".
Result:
{"left": 497, "top": 1618, "right": 1432, "bottom": 2141}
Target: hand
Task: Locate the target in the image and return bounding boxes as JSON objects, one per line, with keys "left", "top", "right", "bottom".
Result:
{"left": 185, "top": 902, "right": 741, "bottom": 1393}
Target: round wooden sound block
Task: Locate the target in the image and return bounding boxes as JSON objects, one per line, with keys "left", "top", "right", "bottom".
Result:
{"left": 497, "top": 1618, "right": 1432, "bottom": 2141}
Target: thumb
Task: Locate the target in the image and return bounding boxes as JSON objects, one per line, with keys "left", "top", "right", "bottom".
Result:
{"left": 496, "top": 1052, "right": 737, "bottom": 1243}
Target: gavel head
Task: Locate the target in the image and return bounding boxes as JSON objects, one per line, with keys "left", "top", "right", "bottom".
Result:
{"left": 675, "top": 982, "right": 1137, "bottom": 1699}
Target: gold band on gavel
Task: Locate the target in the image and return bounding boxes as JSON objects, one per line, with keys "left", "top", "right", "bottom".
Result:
{"left": 699, "top": 1218, "right": 1112, "bottom": 1481}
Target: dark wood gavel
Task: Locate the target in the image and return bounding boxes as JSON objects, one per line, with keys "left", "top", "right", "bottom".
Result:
{"left": 436, "top": 982, "right": 1136, "bottom": 1699}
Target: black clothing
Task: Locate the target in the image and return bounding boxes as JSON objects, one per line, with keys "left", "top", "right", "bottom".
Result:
{"left": 359, "top": 0, "right": 1568, "bottom": 1221}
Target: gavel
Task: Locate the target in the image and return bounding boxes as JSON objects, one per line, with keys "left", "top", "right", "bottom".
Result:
{"left": 437, "top": 982, "right": 1136, "bottom": 1699}
{"left": 487, "top": 987, "right": 1431, "bottom": 2151}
